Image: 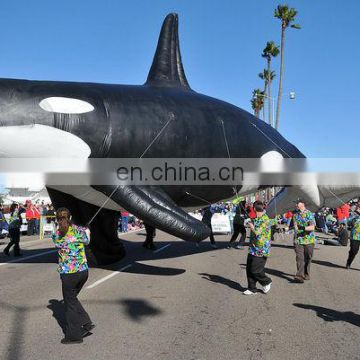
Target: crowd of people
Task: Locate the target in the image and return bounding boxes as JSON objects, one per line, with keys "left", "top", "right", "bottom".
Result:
{"left": 46, "top": 197, "right": 360, "bottom": 343}
{"left": 1, "top": 196, "right": 360, "bottom": 344}
{"left": 197, "top": 198, "right": 360, "bottom": 294}
{"left": 118, "top": 210, "right": 144, "bottom": 233}
{"left": 193, "top": 198, "right": 360, "bottom": 245}
{"left": 0, "top": 201, "right": 56, "bottom": 236}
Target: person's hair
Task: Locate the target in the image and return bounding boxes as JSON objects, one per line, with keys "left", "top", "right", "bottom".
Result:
{"left": 253, "top": 200, "right": 264, "bottom": 212}
{"left": 56, "top": 207, "right": 71, "bottom": 220}
{"left": 10, "top": 203, "right": 18, "bottom": 215}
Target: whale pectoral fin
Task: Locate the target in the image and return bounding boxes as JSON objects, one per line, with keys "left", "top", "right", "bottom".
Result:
{"left": 266, "top": 185, "right": 322, "bottom": 217}
{"left": 92, "top": 185, "right": 210, "bottom": 241}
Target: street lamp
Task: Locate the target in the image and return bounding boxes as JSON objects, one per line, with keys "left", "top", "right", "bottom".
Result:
{"left": 253, "top": 91, "right": 296, "bottom": 127}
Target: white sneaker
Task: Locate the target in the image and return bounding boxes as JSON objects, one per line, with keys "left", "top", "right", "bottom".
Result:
{"left": 262, "top": 283, "right": 272, "bottom": 294}
{"left": 243, "top": 289, "right": 256, "bottom": 295}
{"left": 235, "top": 245, "right": 245, "bottom": 249}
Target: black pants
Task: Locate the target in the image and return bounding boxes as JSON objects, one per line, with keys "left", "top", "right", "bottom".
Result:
{"left": 61, "top": 270, "right": 91, "bottom": 340}
{"left": 144, "top": 223, "right": 156, "bottom": 246}
{"left": 294, "top": 243, "right": 314, "bottom": 278}
{"left": 203, "top": 222, "right": 215, "bottom": 244}
{"left": 347, "top": 240, "right": 360, "bottom": 267}
{"left": 27, "top": 219, "right": 36, "bottom": 236}
{"left": 246, "top": 254, "right": 271, "bottom": 291}
{"left": 230, "top": 223, "right": 246, "bottom": 245}
{"left": 4, "top": 228, "right": 21, "bottom": 255}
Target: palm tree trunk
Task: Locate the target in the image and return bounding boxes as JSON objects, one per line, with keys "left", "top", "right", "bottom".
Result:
{"left": 268, "top": 79, "right": 273, "bottom": 127}
{"left": 275, "top": 25, "right": 285, "bottom": 130}
{"left": 263, "top": 82, "right": 267, "bottom": 122}
{"left": 267, "top": 58, "right": 272, "bottom": 126}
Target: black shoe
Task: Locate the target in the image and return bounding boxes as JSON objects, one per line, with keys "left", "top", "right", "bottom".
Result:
{"left": 61, "top": 337, "right": 83, "bottom": 344}
{"left": 81, "top": 330, "right": 93, "bottom": 338}
{"left": 83, "top": 322, "right": 96, "bottom": 332}
{"left": 3, "top": 249, "right": 10, "bottom": 256}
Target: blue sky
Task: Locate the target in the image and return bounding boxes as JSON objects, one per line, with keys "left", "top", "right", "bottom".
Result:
{"left": 0, "top": 0, "right": 358, "bottom": 160}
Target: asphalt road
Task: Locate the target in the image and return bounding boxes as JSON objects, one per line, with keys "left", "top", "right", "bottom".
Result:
{"left": 0, "top": 230, "right": 359, "bottom": 360}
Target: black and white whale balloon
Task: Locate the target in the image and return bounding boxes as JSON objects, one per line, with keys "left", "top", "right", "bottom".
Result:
{"left": 0, "top": 13, "right": 318, "bottom": 264}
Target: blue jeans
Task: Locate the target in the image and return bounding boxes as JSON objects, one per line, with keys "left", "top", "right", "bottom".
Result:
{"left": 122, "top": 217, "right": 128, "bottom": 232}
{"left": 35, "top": 219, "right": 40, "bottom": 235}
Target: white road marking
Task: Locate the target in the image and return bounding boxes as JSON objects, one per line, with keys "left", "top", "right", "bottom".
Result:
{"left": 87, "top": 242, "right": 173, "bottom": 290}
{"left": 153, "top": 243, "right": 172, "bottom": 254}
{"left": 0, "top": 238, "right": 50, "bottom": 249}
{"left": 0, "top": 250, "right": 57, "bottom": 267}
{"left": 86, "top": 264, "right": 133, "bottom": 289}
{"left": 0, "top": 228, "right": 143, "bottom": 259}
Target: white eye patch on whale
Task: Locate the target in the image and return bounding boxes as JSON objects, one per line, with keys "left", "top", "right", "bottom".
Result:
{"left": 260, "top": 150, "right": 284, "bottom": 172}
{"left": 39, "top": 97, "right": 94, "bottom": 114}
{"left": 39, "top": 97, "right": 95, "bottom": 133}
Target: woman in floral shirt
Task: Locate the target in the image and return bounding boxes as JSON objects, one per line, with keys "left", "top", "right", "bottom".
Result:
{"left": 52, "top": 207, "right": 95, "bottom": 344}
{"left": 243, "top": 201, "right": 277, "bottom": 295}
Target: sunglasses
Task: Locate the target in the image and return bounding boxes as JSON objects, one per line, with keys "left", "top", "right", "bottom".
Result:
{"left": 56, "top": 216, "right": 69, "bottom": 222}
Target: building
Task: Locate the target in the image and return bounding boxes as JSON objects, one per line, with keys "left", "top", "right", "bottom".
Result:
{"left": 1, "top": 187, "right": 51, "bottom": 206}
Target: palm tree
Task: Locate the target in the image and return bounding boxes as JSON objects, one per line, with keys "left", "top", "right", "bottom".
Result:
{"left": 262, "top": 41, "right": 280, "bottom": 127}
{"left": 251, "top": 89, "right": 265, "bottom": 118}
{"left": 274, "top": 4, "right": 301, "bottom": 130}
{"left": 259, "top": 69, "right": 276, "bottom": 126}
{"left": 258, "top": 69, "right": 268, "bottom": 123}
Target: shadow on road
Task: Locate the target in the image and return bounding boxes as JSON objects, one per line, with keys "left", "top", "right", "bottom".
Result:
{"left": 0, "top": 240, "right": 238, "bottom": 268}
{"left": 0, "top": 248, "right": 57, "bottom": 264}
{"left": 0, "top": 301, "right": 40, "bottom": 360}
{"left": 47, "top": 299, "right": 66, "bottom": 335}
{"left": 124, "top": 262, "right": 186, "bottom": 276}
{"left": 265, "top": 267, "right": 294, "bottom": 282}
{"left": 293, "top": 303, "right": 360, "bottom": 327}
{"left": 199, "top": 273, "right": 246, "bottom": 292}
{"left": 1, "top": 296, "right": 163, "bottom": 360}
{"left": 120, "top": 299, "right": 163, "bottom": 322}
{"left": 312, "top": 259, "right": 360, "bottom": 272}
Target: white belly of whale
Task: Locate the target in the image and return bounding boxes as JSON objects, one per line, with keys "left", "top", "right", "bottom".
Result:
{"left": 0, "top": 124, "right": 91, "bottom": 157}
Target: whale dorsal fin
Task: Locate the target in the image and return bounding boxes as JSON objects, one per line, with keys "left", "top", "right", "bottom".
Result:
{"left": 145, "top": 13, "right": 191, "bottom": 90}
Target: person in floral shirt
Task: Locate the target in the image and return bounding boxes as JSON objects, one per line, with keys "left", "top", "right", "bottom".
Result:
{"left": 293, "top": 199, "right": 316, "bottom": 283}
{"left": 243, "top": 201, "right": 277, "bottom": 295}
{"left": 3, "top": 203, "right": 25, "bottom": 256}
{"left": 52, "top": 207, "right": 95, "bottom": 344}
{"left": 346, "top": 206, "right": 360, "bottom": 269}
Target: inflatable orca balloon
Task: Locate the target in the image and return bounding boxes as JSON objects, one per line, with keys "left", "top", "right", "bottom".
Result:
{"left": 266, "top": 185, "right": 360, "bottom": 218}
{"left": 0, "top": 13, "right": 306, "bottom": 264}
